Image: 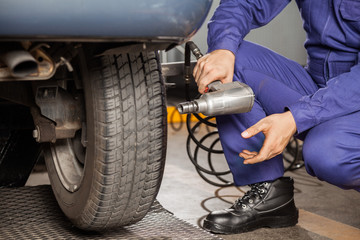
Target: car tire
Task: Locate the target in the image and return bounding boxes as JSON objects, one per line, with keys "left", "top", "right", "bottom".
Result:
{"left": 44, "top": 49, "right": 167, "bottom": 230}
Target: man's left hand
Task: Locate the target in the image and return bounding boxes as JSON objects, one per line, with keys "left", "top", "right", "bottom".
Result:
{"left": 239, "top": 111, "right": 297, "bottom": 164}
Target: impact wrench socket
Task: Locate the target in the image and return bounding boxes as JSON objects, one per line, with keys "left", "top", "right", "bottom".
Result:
{"left": 177, "top": 41, "right": 255, "bottom": 116}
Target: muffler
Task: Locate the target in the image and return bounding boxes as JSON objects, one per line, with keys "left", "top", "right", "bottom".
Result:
{"left": 0, "top": 43, "right": 38, "bottom": 78}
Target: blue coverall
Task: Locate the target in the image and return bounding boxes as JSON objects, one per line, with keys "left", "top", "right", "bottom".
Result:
{"left": 209, "top": 0, "right": 360, "bottom": 191}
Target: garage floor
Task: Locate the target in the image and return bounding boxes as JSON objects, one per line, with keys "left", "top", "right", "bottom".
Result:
{"left": 157, "top": 124, "right": 360, "bottom": 240}
{"left": 26, "top": 122, "right": 360, "bottom": 240}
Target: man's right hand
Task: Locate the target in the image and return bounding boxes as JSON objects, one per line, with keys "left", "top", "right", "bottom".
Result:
{"left": 193, "top": 49, "right": 235, "bottom": 94}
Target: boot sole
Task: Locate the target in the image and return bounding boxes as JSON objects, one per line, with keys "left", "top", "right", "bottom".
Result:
{"left": 203, "top": 209, "right": 299, "bottom": 234}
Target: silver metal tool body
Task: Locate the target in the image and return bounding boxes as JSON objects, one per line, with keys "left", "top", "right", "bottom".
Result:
{"left": 177, "top": 81, "right": 254, "bottom": 116}
{"left": 178, "top": 41, "right": 254, "bottom": 116}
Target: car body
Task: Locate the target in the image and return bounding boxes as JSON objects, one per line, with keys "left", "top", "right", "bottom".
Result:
{"left": 0, "top": 0, "right": 211, "bottom": 43}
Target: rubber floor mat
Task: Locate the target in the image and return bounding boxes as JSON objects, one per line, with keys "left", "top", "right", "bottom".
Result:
{"left": 0, "top": 185, "right": 221, "bottom": 240}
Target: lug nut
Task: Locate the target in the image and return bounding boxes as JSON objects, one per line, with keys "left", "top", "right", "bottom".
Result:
{"left": 32, "top": 127, "right": 40, "bottom": 142}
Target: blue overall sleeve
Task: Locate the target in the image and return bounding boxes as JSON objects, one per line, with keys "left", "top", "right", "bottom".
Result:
{"left": 207, "top": 0, "right": 291, "bottom": 54}
{"left": 288, "top": 63, "right": 360, "bottom": 134}
{"left": 286, "top": 0, "right": 360, "bottom": 134}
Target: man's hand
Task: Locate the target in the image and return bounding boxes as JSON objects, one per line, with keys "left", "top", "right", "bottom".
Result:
{"left": 193, "top": 49, "right": 235, "bottom": 94}
{"left": 239, "top": 111, "right": 297, "bottom": 164}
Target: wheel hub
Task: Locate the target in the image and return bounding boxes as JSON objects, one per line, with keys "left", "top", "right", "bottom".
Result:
{"left": 51, "top": 137, "right": 85, "bottom": 193}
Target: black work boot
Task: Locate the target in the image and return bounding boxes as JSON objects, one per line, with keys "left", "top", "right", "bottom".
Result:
{"left": 203, "top": 177, "right": 298, "bottom": 234}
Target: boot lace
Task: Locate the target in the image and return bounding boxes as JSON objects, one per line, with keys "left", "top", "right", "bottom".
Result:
{"left": 234, "top": 182, "right": 269, "bottom": 209}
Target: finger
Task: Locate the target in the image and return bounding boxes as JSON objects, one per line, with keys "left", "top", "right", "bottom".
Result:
{"left": 193, "top": 63, "right": 199, "bottom": 79}
{"left": 241, "top": 119, "right": 269, "bottom": 138}
{"left": 243, "top": 135, "right": 275, "bottom": 164}
{"left": 195, "top": 62, "right": 211, "bottom": 92}
{"left": 242, "top": 149, "right": 258, "bottom": 155}
{"left": 194, "top": 58, "right": 206, "bottom": 84}
{"left": 243, "top": 152, "right": 267, "bottom": 164}
{"left": 239, "top": 151, "right": 257, "bottom": 159}
{"left": 197, "top": 75, "right": 210, "bottom": 94}
{"left": 239, "top": 152, "right": 257, "bottom": 160}
{"left": 241, "top": 127, "right": 259, "bottom": 139}
{"left": 198, "top": 69, "right": 218, "bottom": 94}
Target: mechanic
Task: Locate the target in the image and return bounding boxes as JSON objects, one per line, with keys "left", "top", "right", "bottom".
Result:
{"left": 193, "top": 0, "right": 360, "bottom": 234}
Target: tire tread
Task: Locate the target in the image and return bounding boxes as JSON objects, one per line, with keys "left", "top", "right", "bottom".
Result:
{"left": 77, "top": 51, "right": 166, "bottom": 230}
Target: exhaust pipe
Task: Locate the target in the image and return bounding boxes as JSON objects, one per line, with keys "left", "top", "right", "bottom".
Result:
{"left": 0, "top": 43, "right": 38, "bottom": 78}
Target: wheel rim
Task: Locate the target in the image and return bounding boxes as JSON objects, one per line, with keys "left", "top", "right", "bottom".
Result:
{"left": 50, "top": 132, "right": 85, "bottom": 193}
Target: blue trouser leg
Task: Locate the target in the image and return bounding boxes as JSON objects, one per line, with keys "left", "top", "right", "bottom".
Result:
{"left": 303, "top": 113, "right": 360, "bottom": 191}
{"left": 216, "top": 41, "right": 318, "bottom": 186}
{"left": 217, "top": 41, "right": 360, "bottom": 191}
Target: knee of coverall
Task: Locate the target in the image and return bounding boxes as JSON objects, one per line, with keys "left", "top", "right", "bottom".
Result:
{"left": 233, "top": 41, "right": 274, "bottom": 81}
{"left": 302, "top": 122, "right": 360, "bottom": 190}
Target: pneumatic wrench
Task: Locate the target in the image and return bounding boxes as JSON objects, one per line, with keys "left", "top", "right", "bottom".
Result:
{"left": 177, "top": 41, "right": 255, "bottom": 116}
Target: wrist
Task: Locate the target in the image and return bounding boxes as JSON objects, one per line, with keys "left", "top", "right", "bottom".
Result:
{"left": 284, "top": 111, "right": 297, "bottom": 135}
{"left": 212, "top": 49, "right": 235, "bottom": 59}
